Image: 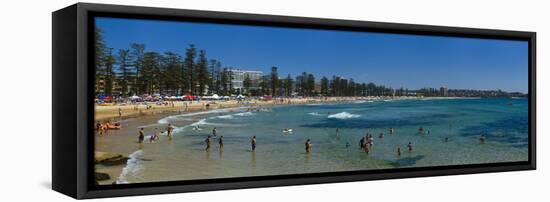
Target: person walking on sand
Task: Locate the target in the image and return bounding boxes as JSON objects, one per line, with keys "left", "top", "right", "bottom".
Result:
{"left": 251, "top": 136, "right": 257, "bottom": 151}
{"left": 205, "top": 135, "right": 211, "bottom": 151}
{"left": 138, "top": 128, "right": 145, "bottom": 143}
{"left": 166, "top": 124, "right": 174, "bottom": 140}
{"left": 305, "top": 139, "right": 312, "bottom": 153}
{"left": 407, "top": 142, "right": 413, "bottom": 151}
{"left": 118, "top": 108, "right": 122, "bottom": 119}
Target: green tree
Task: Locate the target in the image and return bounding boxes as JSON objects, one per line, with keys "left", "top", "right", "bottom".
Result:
{"left": 103, "top": 48, "right": 116, "bottom": 96}
{"left": 116, "top": 49, "right": 135, "bottom": 96}
{"left": 140, "top": 52, "right": 162, "bottom": 94}
{"left": 208, "top": 59, "right": 221, "bottom": 94}
{"left": 307, "top": 74, "right": 315, "bottom": 96}
{"left": 220, "top": 68, "right": 231, "bottom": 96}
{"left": 283, "top": 74, "right": 294, "bottom": 96}
{"left": 196, "top": 50, "right": 210, "bottom": 95}
{"left": 270, "top": 66, "right": 279, "bottom": 96}
{"left": 162, "top": 52, "right": 182, "bottom": 95}
{"left": 183, "top": 44, "right": 197, "bottom": 95}
{"left": 94, "top": 27, "right": 107, "bottom": 95}
{"left": 130, "top": 43, "right": 145, "bottom": 94}
{"left": 243, "top": 74, "right": 252, "bottom": 95}
{"left": 320, "top": 76, "right": 329, "bottom": 96}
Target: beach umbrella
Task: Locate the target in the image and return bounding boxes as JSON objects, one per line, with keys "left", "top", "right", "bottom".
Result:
{"left": 130, "top": 95, "right": 140, "bottom": 100}
{"left": 183, "top": 95, "right": 195, "bottom": 100}
{"left": 212, "top": 94, "right": 220, "bottom": 99}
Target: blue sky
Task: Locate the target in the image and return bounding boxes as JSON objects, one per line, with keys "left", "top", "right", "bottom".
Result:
{"left": 96, "top": 17, "right": 528, "bottom": 93}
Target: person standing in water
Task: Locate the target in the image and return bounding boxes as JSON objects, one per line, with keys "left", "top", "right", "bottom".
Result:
{"left": 205, "top": 135, "right": 211, "bottom": 151}
{"left": 407, "top": 142, "right": 413, "bottom": 151}
{"left": 251, "top": 136, "right": 257, "bottom": 151}
{"left": 166, "top": 124, "right": 174, "bottom": 140}
{"left": 479, "top": 134, "right": 486, "bottom": 144}
{"left": 219, "top": 136, "right": 224, "bottom": 148}
{"left": 305, "top": 139, "right": 312, "bottom": 153}
{"left": 397, "top": 147, "right": 402, "bottom": 156}
{"left": 359, "top": 137, "right": 365, "bottom": 148}
{"left": 212, "top": 127, "right": 217, "bottom": 137}
{"left": 96, "top": 121, "right": 102, "bottom": 133}
{"left": 138, "top": 128, "right": 145, "bottom": 143}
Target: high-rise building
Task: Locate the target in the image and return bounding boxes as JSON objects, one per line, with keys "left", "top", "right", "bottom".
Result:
{"left": 228, "top": 69, "right": 263, "bottom": 93}
{"left": 440, "top": 86, "right": 448, "bottom": 97}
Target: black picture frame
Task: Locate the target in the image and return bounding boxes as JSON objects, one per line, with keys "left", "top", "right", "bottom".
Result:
{"left": 52, "top": 3, "right": 536, "bottom": 199}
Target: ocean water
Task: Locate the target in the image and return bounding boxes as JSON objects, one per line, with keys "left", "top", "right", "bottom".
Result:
{"left": 115, "top": 98, "right": 529, "bottom": 184}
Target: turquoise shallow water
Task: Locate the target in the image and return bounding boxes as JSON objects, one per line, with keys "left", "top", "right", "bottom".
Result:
{"left": 117, "top": 98, "right": 528, "bottom": 184}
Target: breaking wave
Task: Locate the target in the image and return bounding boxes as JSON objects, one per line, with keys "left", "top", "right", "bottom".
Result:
{"left": 328, "top": 112, "right": 361, "bottom": 119}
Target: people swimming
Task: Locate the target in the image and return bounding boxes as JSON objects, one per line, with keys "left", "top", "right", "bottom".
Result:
{"left": 418, "top": 126, "right": 425, "bottom": 134}
{"left": 138, "top": 128, "right": 145, "bottom": 143}
{"left": 193, "top": 125, "right": 202, "bottom": 131}
{"left": 368, "top": 135, "right": 374, "bottom": 146}
{"left": 305, "top": 139, "right": 312, "bottom": 153}
{"left": 251, "top": 136, "right": 257, "bottom": 151}
{"left": 205, "top": 135, "right": 211, "bottom": 151}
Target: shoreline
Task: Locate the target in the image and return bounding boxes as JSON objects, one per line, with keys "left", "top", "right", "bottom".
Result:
{"left": 95, "top": 96, "right": 467, "bottom": 122}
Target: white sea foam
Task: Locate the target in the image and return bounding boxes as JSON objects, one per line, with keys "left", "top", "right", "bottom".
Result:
{"left": 308, "top": 112, "right": 323, "bottom": 116}
{"left": 234, "top": 112, "right": 255, "bottom": 117}
{"left": 353, "top": 100, "right": 367, "bottom": 104}
{"left": 328, "top": 112, "right": 361, "bottom": 119}
{"left": 213, "top": 111, "right": 256, "bottom": 120}
{"left": 116, "top": 150, "right": 144, "bottom": 184}
{"left": 157, "top": 107, "right": 248, "bottom": 124}
{"left": 216, "top": 114, "right": 234, "bottom": 119}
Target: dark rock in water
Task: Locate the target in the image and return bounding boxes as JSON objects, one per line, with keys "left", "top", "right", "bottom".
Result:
{"left": 95, "top": 152, "right": 129, "bottom": 166}
{"left": 95, "top": 172, "right": 111, "bottom": 181}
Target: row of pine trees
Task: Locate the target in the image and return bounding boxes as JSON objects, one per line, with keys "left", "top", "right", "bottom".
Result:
{"left": 95, "top": 27, "right": 399, "bottom": 98}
